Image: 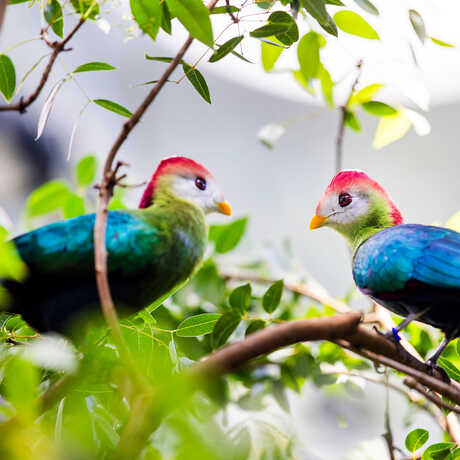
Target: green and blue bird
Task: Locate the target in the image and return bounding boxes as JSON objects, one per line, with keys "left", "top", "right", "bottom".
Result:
{"left": 310, "top": 170, "right": 460, "bottom": 367}
{"left": 2, "top": 157, "right": 231, "bottom": 334}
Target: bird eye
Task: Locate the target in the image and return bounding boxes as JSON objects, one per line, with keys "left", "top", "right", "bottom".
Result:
{"left": 338, "top": 192, "right": 352, "bottom": 207}
{"left": 195, "top": 177, "right": 207, "bottom": 191}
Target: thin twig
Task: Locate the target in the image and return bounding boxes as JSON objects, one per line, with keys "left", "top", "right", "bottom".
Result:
{"left": 91, "top": 0, "right": 219, "bottom": 380}
{"left": 0, "top": 0, "right": 7, "bottom": 34}
{"left": 220, "top": 270, "right": 351, "bottom": 314}
{"left": 226, "top": 0, "right": 239, "bottom": 23}
{"left": 335, "top": 60, "right": 362, "bottom": 172}
{"left": 404, "top": 377, "right": 460, "bottom": 416}
{"left": 0, "top": 17, "right": 85, "bottom": 113}
{"left": 383, "top": 371, "right": 396, "bottom": 460}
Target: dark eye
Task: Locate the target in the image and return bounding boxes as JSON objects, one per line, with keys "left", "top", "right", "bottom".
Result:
{"left": 195, "top": 177, "right": 206, "bottom": 191}
{"left": 338, "top": 192, "right": 352, "bottom": 207}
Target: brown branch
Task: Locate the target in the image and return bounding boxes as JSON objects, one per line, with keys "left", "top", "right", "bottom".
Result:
{"left": 335, "top": 60, "right": 362, "bottom": 172}
{"left": 226, "top": 0, "right": 239, "bottom": 23}
{"left": 92, "top": 0, "right": 219, "bottom": 366}
{"left": 0, "top": 18, "right": 85, "bottom": 113}
{"left": 0, "top": 0, "right": 7, "bottom": 34}
{"left": 404, "top": 377, "right": 460, "bottom": 416}
{"left": 383, "top": 372, "right": 396, "bottom": 460}
{"left": 115, "top": 312, "right": 460, "bottom": 458}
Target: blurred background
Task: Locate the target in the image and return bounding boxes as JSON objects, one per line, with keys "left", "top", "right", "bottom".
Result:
{"left": 1, "top": 1, "right": 459, "bottom": 457}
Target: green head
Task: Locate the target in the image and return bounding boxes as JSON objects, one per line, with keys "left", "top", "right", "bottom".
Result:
{"left": 138, "top": 156, "right": 231, "bottom": 216}
{"left": 310, "top": 170, "right": 403, "bottom": 251}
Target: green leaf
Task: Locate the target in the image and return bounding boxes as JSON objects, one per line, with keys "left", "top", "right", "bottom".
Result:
{"left": 130, "top": 0, "right": 162, "bottom": 40}
{"left": 45, "top": 0, "right": 64, "bottom": 38}
{"left": 353, "top": 0, "right": 379, "bottom": 15}
{"left": 438, "top": 357, "right": 460, "bottom": 382}
{"left": 161, "top": 2, "right": 172, "bottom": 34}
{"left": 73, "top": 62, "right": 117, "bottom": 73}
{"left": 362, "top": 101, "right": 397, "bottom": 116}
{"left": 409, "top": 9, "right": 426, "bottom": 43}
{"left": 9, "top": 0, "right": 29, "bottom": 3}
{"left": 373, "top": 110, "right": 411, "bottom": 149}
{"left": 4, "top": 357, "right": 39, "bottom": 420}
{"left": 145, "top": 55, "right": 174, "bottom": 63}
{"left": 405, "top": 428, "right": 429, "bottom": 454}
{"left": 229, "top": 283, "right": 252, "bottom": 315}
{"left": 297, "top": 31, "right": 320, "bottom": 80}
{"left": 430, "top": 37, "right": 455, "bottom": 48}
{"left": 344, "top": 110, "right": 361, "bottom": 131}
{"left": 250, "top": 23, "right": 291, "bottom": 39}
{"left": 209, "top": 217, "right": 247, "bottom": 253}
{"left": 210, "top": 5, "right": 240, "bottom": 14}
{"left": 261, "top": 38, "right": 284, "bottom": 72}
{"left": 63, "top": 193, "right": 86, "bottom": 218}
{"left": 0, "top": 227, "right": 27, "bottom": 281}
{"left": 176, "top": 313, "right": 221, "bottom": 337}
{"left": 209, "top": 36, "right": 244, "bottom": 63}
{"left": 0, "top": 55, "right": 16, "bottom": 102}
{"left": 446, "top": 448, "right": 460, "bottom": 460}
{"left": 334, "top": 10, "right": 379, "bottom": 39}
{"left": 325, "top": 0, "right": 344, "bottom": 5}
{"left": 245, "top": 319, "right": 266, "bottom": 336}
{"left": 26, "top": 180, "right": 71, "bottom": 217}
{"left": 273, "top": 380, "right": 290, "bottom": 412}
{"left": 71, "top": 0, "right": 99, "bottom": 19}
{"left": 182, "top": 62, "right": 211, "bottom": 104}
{"left": 166, "top": 0, "right": 213, "bottom": 46}
{"left": 268, "top": 11, "right": 299, "bottom": 46}
{"left": 232, "top": 428, "right": 251, "bottom": 460}
{"left": 76, "top": 154, "right": 98, "bottom": 186}
{"left": 292, "top": 70, "right": 315, "bottom": 94}
{"left": 348, "top": 83, "right": 383, "bottom": 106}
{"left": 422, "top": 443, "right": 456, "bottom": 460}
{"left": 301, "top": 0, "right": 337, "bottom": 36}
{"left": 319, "top": 64, "right": 333, "bottom": 107}
{"left": 211, "top": 311, "right": 241, "bottom": 349}
{"left": 262, "top": 280, "right": 283, "bottom": 313}
{"left": 94, "top": 99, "right": 132, "bottom": 118}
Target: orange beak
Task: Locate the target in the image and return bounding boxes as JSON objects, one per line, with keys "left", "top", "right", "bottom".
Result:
{"left": 309, "top": 214, "right": 327, "bottom": 230}
{"left": 216, "top": 200, "right": 232, "bottom": 216}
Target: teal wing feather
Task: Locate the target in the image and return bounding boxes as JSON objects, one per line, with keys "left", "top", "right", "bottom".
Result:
{"left": 13, "top": 211, "right": 161, "bottom": 278}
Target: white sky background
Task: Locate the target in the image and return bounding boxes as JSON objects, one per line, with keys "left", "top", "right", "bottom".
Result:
{"left": 121, "top": 0, "right": 460, "bottom": 111}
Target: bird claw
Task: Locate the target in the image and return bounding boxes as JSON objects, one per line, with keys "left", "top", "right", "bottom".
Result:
{"left": 425, "top": 359, "right": 451, "bottom": 383}
{"left": 373, "top": 325, "right": 400, "bottom": 342}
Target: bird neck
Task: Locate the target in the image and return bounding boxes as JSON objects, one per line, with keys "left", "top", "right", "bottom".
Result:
{"left": 141, "top": 183, "right": 207, "bottom": 237}
{"left": 344, "top": 195, "right": 403, "bottom": 254}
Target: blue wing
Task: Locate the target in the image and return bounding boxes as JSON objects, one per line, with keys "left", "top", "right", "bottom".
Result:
{"left": 353, "top": 224, "right": 460, "bottom": 293}
{"left": 13, "top": 211, "right": 161, "bottom": 279}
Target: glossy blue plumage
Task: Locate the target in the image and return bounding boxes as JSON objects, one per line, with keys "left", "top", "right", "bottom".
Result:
{"left": 353, "top": 224, "right": 460, "bottom": 333}
{"left": 3, "top": 206, "right": 206, "bottom": 334}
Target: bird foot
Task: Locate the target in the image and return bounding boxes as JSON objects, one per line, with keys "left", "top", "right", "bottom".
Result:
{"left": 425, "top": 359, "right": 450, "bottom": 383}
{"left": 373, "top": 326, "right": 413, "bottom": 364}
{"left": 373, "top": 326, "right": 402, "bottom": 342}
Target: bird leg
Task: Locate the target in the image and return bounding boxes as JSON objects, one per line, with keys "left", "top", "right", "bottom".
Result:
{"left": 379, "top": 307, "right": 432, "bottom": 342}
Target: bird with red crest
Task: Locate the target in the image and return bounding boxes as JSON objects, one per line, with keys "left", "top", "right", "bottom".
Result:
{"left": 2, "top": 156, "right": 231, "bottom": 335}
{"left": 311, "top": 169, "right": 460, "bottom": 372}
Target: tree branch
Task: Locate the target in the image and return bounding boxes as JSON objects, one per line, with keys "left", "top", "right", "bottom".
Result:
{"left": 335, "top": 60, "right": 362, "bottom": 172}
{"left": 115, "top": 312, "right": 460, "bottom": 458}
{"left": 0, "top": 18, "right": 85, "bottom": 113}
{"left": 383, "top": 372, "right": 396, "bottom": 460}
{"left": 404, "top": 377, "right": 460, "bottom": 416}
{"left": 0, "top": 0, "right": 7, "bottom": 34}
{"left": 92, "top": 0, "right": 219, "bottom": 357}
